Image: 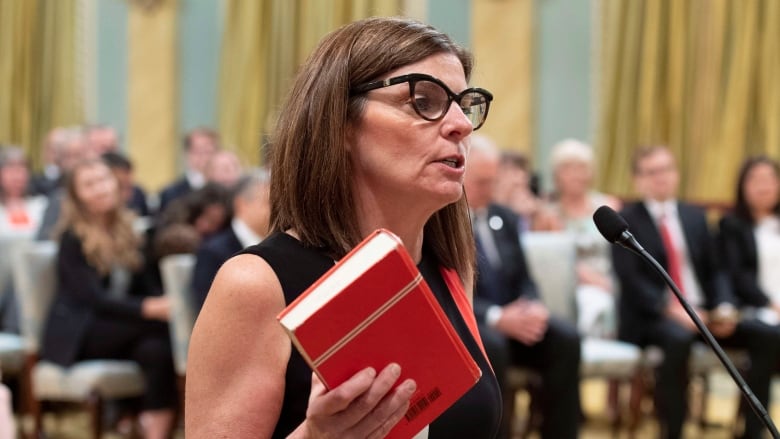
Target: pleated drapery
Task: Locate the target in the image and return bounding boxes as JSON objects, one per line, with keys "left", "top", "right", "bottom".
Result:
{"left": 217, "top": 0, "right": 403, "bottom": 166}
{"left": 0, "top": 0, "right": 83, "bottom": 168}
{"left": 595, "top": 0, "right": 780, "bottom": 203}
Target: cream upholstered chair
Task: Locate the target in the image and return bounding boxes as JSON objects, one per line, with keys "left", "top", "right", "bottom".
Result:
{"left": 626, "top": 341, "right": 749, "bottom": 430}
{"left": 159, "top": 253, "right": 197, "bottom": 410}
{"left": 0, "top": 236, "right": 26, "bottom": 379}
{"left": 690, "top": 343, "right": 749, "bottom": 426}
{"left": 0, "top": 332, "right": 24, "bottom": 378}
{"left": 519, "top": 232, "right": 643, "bottom": 433}
{"left": 521, "top": 232, "right": 643, "bottom": 380}
{"left": 12, "top": 241, "right": 145, "bottom": 439}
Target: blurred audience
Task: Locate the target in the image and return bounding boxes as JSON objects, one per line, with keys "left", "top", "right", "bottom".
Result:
{"left": 191, "top": 170, "right": 270, "bottom": 312}
{"left": 85, "top": 124, "right": 120, "bottom": 156}
{"left": 31, "top": 127, "right": 69, "bottom": 196}
{"left": 0, "top": 147, "right": 48, "bottom": 237}
{"left": 719, "top": 156, "right": 780, "bottom": 323}
{"left": 36, "top": 128, "right": 90, "bottom": 240}
{"left": 158, "top": 128, "right": 219, "bottom": 212}
{"left": 40, "top": 158, "right": 176, "bottom": 439}
{"left": 612, "top": 145, "right": 780, "bottom": 439}
{"left": 102, "top": 151, "right": 151, "bottom": 217}
{"left": 494, "top": 151, "right": 541, "bottom": 233}
{"left": 0, "top": 146, "right": 49, "bottom": 333}
{"left": 545, "top": 139, "right": 621, "bottom": 337}
{"left": 464, "top": 137, "right": 581, "bottom": 439}
{"left": 204, "top": 150, "right": 243, "bottom": 188}
{"left": 154, "top": 183, "right": 232, "bottom": 259}
{"left": 13, "top": 117, "right": 778, "bottom": 437}
{"left": 491, "top": 146, "right": 553, "bottom": 232}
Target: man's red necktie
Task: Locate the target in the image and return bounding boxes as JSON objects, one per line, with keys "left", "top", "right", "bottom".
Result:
{"left": 658, "top": 214, "right": 685, "bottom": 296}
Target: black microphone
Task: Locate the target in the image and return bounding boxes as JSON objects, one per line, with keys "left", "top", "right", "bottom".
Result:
{"left": 592, "top": 205, "right": 645, "bottom": 254}
{"left": 593, "top": 205, "right": 780, "bottom": 438}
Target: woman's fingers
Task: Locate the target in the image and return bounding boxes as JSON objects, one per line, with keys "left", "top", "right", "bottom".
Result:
{"left": 358, "top": 378, "right": 417, "bottom": 439}
{"left": 342, "top": 363, "right": 413, "bottom": 435}
{"left": 336, "top": 363, "right": 405, "bottom": 427}
{"left": 308, "top": 367, "right": 376, "bottom": 415}
{"left": 304, "top": 363, "right": 416, "bottom": 438}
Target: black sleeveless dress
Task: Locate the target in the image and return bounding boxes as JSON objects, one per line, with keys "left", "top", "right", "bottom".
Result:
{"left": 242, "top": 232, "right": 501, "bottom": 439}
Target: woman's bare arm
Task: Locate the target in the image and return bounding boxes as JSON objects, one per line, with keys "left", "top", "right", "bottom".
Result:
{"left": 186, "top": 252, "right": 417, "bottom": 439}
{"left": 186, "top": 254, "right": 290, "bottom": 438}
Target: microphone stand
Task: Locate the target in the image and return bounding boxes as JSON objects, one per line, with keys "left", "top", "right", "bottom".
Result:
{"left": 632, "top": 245, "right": 780, "bottom": 438}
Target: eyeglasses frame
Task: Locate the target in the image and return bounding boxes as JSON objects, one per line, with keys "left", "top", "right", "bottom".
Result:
{"left": 350, "top": 73, "right": 494, "bottom": 130}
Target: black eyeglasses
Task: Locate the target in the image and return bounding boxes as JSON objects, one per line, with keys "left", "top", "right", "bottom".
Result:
{"left": 351, "top": 73, "right": 494, "bottom": 130}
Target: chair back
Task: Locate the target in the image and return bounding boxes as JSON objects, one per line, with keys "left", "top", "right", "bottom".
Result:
{"left": 521, "top": 232, "right": 577, "bottom": 322}
{"left": 11, "top": 241, "right": 58, "bottom": 353}
{"left": 160, "top": 254, "right": 196, "bottom": 376}
{"left": 0, "top": 235, "right": 31, "bottom": 301}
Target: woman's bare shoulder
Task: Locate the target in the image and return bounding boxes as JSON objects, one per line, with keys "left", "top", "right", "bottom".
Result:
{"left": 187, "top": 254, "right": 291, "bottom": 436}
{"left": 190, "top": 252, "right": 289, "bottom": 373}
{"left": 207, "top": 253, "right": 282, "bottom": 303}
{"left": 192, "top": 252, "right": 288, "bottom": 357}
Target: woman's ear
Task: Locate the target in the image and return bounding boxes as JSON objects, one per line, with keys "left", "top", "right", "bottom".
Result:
{"left": 344, "top": 122, "right": 356, "bottom": 152}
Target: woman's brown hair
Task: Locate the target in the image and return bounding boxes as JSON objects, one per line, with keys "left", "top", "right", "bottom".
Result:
{"left": 54, "top": 159, "right": 142, "bottom": 275}
{"left": 733, "top": 155, "right": 780, "bottom": 224}
{"left": 270, "top": 16, "right": 475, "bottom": 280}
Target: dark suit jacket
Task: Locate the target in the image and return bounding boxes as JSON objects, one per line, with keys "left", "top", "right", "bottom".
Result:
{"left": 613, "top": 201, "right": 734, "bottom": 344}
{"left": 191, "top": 227, "right": 243, "bottom": 312}
{"left": 128, "top": 185, "right": 151, "bottom": 217}
{"left": 36, "top": 190, "right": 62, "bottom": 241}
{"left": 473, "top": 204, "right": 539, "bottom": 324}
{"left": 158, "top": 177, "right": 193, "bottom": 213}
{"left": 718, "top": 214, "right": 771, "bottom": 308}
{"left": 41, "top": 230, "right": 153, "bottom": 366}
{"left": 30, "top": 173, "right": 61, "bottom": 197}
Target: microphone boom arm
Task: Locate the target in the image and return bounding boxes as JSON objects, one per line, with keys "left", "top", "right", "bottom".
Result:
{"left": 622, "top": 240, "right": 780, "bottom": 439}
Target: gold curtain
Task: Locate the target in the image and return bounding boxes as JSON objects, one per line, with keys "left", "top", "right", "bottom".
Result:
{"left": 0, "top": 0, "right": 83, "bottom": 168}
{"left": 595, "top": 0, "right": 780, "bottom": 203}
{"left": 127, "top": 0, "right": 179, "bottom": 192}
{"left": 218, "top": 0, "right": 402, "bottom": 166}
{"left": 471, "top": 0, "right": 534, "bottom": 153}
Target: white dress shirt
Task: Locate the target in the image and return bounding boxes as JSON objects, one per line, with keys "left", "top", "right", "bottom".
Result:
{"left": 186, "top": 169, "right": 205, "bottom": 190}
{"left": 755, "top": 215, "right": 780, "bottom": 304}
{"left": 232, "top": 217, "right": 263, "bottom": 248}
{"left": 644, "top": 199, "right": 704, "bottom": 307}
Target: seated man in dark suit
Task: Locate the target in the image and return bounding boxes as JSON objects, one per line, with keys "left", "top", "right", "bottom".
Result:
{"left": 464, "top": 136, "right": 581, "bottom": 439}
{"left": 191, "top": 170, "right": 270, "bottom": 311}
{"left": 102, "top": 152, "right": 151, "bottom": 217}
{"left": 613, "top": 145, "right": 780, "bottom": 439}
{"left": 158, "top": 127, "right": 219, "bottom": 213}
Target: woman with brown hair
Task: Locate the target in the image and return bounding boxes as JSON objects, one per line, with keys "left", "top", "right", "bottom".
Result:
{"left": 187, "top": 16, "right": 500, "bottom": 439}
{"left": 40, "top": 159, "right": 177, "bottom": 439}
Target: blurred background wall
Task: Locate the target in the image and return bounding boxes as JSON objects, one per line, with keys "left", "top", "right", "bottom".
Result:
{"left": 1, "top": 0, "right": 778, "bottom": 202}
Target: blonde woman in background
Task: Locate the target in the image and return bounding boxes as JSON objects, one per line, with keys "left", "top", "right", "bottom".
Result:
{"left": 545, "top": 139, "right": 621, "bottom": 337}
{"left": 40, "top": 159, "right": 176, "bottom": 438}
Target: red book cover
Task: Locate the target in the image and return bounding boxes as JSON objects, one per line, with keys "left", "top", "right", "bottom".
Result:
{"left": 277, "top": 229, "right": 481, "bottom": 439}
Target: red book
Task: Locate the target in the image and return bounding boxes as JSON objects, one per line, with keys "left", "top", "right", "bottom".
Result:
{"left": 277, "top": 229, "right": 481, "bottom": 439}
